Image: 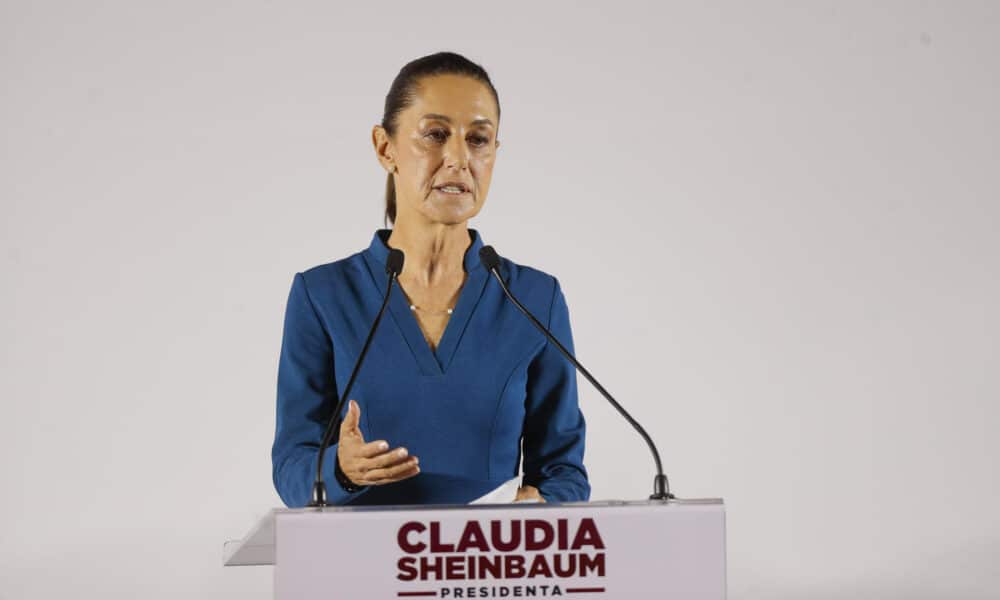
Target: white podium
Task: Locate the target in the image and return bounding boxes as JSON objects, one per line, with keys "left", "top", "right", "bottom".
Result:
{"left": 224, "top": 498, "right": 726, "bottom": 599}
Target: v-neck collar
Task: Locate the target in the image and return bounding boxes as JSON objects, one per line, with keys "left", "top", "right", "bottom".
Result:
{"left": 362, "top": 228, "right": 489, "bottom": 376}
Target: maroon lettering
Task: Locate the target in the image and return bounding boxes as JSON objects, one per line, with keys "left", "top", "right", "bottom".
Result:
{"left": 456, "top": 521, "right": 490, "bottom": 553}
{"left": 552, "top": 553, "right": 576, "bottom": 578}
{"left": 524, "top": 520, "right": 554, "bottom": 551}
{"left": 398, "top": 521, "right": 426, "bottom": 554}
{"left": 491, "top": 520, "right": 521, "bottom": 552}
{"left": 527, "top": 554, "right": 553, "bottom": 578}
{"left": 571, "top": 518, "right": 605, "bottom": 550}
{"left": 420, "top": 556, "right": 442, "bottom": 580}
{"left": 505, "top": 555, "right": 525, "bottom": 578}
{"left": 579, "top": 553, "right": 606, "bottom": 577}
{"left": 446, "top": 555, "right": 465, "bottom": 579}
{"left": 430, "top": 521, "right": 455, "bottom": 553}
{"left": 479, "top": 554, "right": 502, "bottom": 579}
{"left": 397, "top": 556, "right": 417, "bottom": 581}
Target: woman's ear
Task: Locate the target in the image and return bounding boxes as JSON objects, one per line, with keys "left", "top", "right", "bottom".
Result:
{"left": 372, "top": 125, "right": 396, "bottom": 173}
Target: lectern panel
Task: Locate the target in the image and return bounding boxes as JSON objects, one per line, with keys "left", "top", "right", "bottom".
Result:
{"left": 273, "top": 501, "right": 725, "bottom": 599}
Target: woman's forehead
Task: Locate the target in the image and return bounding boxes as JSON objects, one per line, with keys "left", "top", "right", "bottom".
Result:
{"left": 405, "top": 75, "right": 497, "bottom": 125}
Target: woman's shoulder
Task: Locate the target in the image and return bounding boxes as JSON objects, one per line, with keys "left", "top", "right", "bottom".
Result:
{"left": 501, "top": 254, "right": 555, "bottom": 282}
{"left": 495, "top": 253, "right": 566, "bottom": 304}
{"left": 293, "top": 250, "right": 369, "bottom": 291}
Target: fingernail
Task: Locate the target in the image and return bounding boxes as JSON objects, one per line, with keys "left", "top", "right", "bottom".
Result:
{"left": 379, "top": 441, "right": 389, "bottom": 450}
{"left": 398, "top": 448, "right": 408, "bottom": 457}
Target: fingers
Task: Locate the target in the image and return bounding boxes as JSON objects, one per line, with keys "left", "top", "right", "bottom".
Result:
{"left": 351, "top": 446, "right": 418, "bottom": 482}
{"left": 515, "top": 485, "right": 545, "bottom": 503}
{"left": 356, "top": 439, "right": 391, "bottom": 458}
{"left": 364, "top": 446, "right": 413, "bottom": 469}
{"left": 359, "top": 456, "right": 420, "bottom": 485}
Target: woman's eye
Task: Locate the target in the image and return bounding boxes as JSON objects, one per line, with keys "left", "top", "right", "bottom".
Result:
{"left": 426, "top": 130, "right": 447, "bottom": 142}
{"left": 425, "top": 130, "right": 490, "bottom": 146}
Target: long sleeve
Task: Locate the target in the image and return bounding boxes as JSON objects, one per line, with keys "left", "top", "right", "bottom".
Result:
{"left": 271, "top": 272, "right": 371, "bottom": 507}
{"left": 521, "top": 277, "right": 591, "bottom": 502}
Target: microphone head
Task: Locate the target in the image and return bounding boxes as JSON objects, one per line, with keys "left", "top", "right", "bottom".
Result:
{"left": 386, "top": 248, "right": 405, "bottom": 276}
{"left": 479, "top": 245, "right": 502, "bottom": 272}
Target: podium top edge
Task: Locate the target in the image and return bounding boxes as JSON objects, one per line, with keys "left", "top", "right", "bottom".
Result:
{"left": 272, "top": 497, "right": 724, "bottom": 515}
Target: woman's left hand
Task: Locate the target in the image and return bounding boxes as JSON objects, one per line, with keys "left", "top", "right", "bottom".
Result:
{"left": 514, "top": 485, "right": 546, "bottom": 503}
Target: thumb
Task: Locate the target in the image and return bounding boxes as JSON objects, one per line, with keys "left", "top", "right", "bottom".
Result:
{"left": 340, "top": 399, "right": 361, "bottom": 433}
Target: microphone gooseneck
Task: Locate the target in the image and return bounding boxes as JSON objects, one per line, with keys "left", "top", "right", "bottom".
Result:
{"left": 308, "top": 248, "right": 405, "bottom": 507}
{"left": 478, "top": 245, "right": 675, "bottom": 501}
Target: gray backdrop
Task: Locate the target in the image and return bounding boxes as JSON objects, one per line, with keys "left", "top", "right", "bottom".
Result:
{"left": 2, "top": 1, "right": 997, "bottom": 598}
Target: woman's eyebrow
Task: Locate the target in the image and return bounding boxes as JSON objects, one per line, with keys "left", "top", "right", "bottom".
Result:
{"left": 421, "top": 113, "right": 494, "bottom": 127}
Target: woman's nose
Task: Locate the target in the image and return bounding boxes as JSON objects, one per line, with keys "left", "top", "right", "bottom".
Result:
{"left": 443, "top": 133, "right": 471, "bottom": 170}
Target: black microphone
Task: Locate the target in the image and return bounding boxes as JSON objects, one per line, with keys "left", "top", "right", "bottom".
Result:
{"left": 308, "top": 248, "right": 404, "bottom": 507}
{"left": 479, "top": 245, "right": 675, "bottom": 501}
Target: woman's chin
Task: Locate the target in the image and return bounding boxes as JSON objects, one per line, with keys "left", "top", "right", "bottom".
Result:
{"left": 423, "top": 197, "right": 480, "bottom": 224}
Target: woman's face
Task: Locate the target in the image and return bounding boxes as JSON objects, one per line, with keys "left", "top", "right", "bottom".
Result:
{"left": 373, "top": 74, "right": 500, "bottom": 226}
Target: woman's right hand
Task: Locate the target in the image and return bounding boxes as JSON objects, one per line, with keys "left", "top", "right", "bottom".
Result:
{"left": 337, "top": 399, "right": 420, "bottom": 486}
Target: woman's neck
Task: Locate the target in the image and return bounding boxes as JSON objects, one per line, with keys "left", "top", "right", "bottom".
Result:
{"left": 386, "top": 221, "right": 470, "bottom": 287}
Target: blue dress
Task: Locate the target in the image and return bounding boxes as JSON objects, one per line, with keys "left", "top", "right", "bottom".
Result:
{"left": 271, "top": 229, "right": 590, "bottom": 506}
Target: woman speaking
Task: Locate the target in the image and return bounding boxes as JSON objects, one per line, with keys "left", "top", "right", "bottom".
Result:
{"left": 271, "top": 51, "right": 590, "bottom": 507}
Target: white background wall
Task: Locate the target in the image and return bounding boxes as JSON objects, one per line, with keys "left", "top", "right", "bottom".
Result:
{"left": 2, "top": 1, "right": 997, "bottom": 598}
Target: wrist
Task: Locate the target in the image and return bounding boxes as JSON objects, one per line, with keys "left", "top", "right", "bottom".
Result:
{"left": 334, "top": 454, "right": 368, "bottom": 493}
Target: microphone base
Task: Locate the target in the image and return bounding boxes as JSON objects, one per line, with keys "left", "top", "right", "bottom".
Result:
{"left": 649, "top": 474, "right": 676, "bottom": 501}
{"left": 307, "top": 482, "right": 329, "bottom": 507}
